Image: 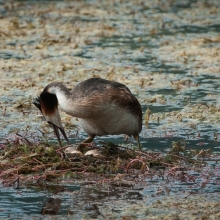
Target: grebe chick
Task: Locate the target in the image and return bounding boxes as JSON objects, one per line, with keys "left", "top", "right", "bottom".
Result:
{"left": 33, "top": 78, "right": 142, "bottom": 149}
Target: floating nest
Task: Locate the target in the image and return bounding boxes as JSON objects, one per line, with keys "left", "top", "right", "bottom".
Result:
{"left": 0, "top": 135, "right": 216, "bottom": 193}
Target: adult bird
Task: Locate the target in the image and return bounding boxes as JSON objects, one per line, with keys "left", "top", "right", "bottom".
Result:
{"left": 33, "top": 78, "right": 142, "bottom": 149}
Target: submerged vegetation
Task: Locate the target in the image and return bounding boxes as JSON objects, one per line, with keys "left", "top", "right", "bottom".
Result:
{"left": 1, "top": 134, "right": 220, "bottom": 217}
{"left": 1, "top": 0, "right": 220, "bottom": 218}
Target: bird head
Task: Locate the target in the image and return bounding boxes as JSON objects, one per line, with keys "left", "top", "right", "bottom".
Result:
{"left": 33, "top": 92, "right": 69, "bottom": 146}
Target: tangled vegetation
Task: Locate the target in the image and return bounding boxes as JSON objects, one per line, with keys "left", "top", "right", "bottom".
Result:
{"left": 1, "top": 134, "right": 219, "bottom": 198}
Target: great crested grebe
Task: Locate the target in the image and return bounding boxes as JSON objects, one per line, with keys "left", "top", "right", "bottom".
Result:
{"left": 33, "top": 78, "right": 142, "bottom": 149}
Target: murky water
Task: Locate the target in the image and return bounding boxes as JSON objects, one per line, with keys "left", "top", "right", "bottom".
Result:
{"left": 1, "top": 0, "right": 220, "bottom": 218}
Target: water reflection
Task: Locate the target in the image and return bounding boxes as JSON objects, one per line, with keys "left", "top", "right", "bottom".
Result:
{"left": 1, "top": 0, "right": 220, "bottom": 217}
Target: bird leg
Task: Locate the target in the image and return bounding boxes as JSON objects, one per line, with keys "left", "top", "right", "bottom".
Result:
{"left": 77, "top": 134, "right": 96, "bottom": 151}
{"left": 133, "top": 134, "right": 141, "bottom": 150}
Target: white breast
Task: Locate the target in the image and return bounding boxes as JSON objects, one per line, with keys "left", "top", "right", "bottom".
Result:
{"left": 78, "top": 104, "right": 140, "bottom": 136}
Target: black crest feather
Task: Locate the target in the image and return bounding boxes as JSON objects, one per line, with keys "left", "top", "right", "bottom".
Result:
{"left": 33, "top": 96, "right": 42, "bottom": 113}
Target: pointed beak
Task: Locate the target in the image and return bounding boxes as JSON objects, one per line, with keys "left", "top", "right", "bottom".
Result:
{"left": 48, "top": 121, "right": 69, "bottom": 146}
{"left": 42, "top": 108, "right": 69, "bottom": 146}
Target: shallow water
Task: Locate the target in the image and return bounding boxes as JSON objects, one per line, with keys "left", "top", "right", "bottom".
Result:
{"left": 1, "top": 0, "right": 220, "bottom": 218}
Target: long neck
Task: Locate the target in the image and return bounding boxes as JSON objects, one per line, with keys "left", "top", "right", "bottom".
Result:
{"left": 45, "top": 82, "right": 72, "bottom": 114}
{"left": 46, "top": 82, "right": 87, "bottom": 117}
